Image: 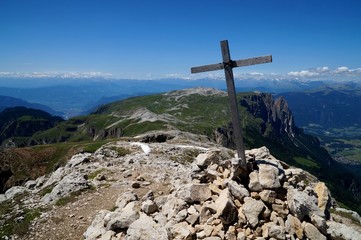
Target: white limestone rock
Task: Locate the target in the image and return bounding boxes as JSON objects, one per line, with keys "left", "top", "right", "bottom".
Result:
{"left": 303, "top": 222, "right": 326, "bottom": 240}
{"left": 83, "top": 210, "right": 110, "bottom": 240}
{"left": 106, "top": 202, "right": 140, "bottom": 230}
{"left": 42, "top": 171, "right": 88, "bottom": 204}
{"left": 225, "top": 179, "right": 249, "bottom": 203}
{"left": 126, "top": 214, "right": 168, "bottom": 240}
{"left": 175, "top": 183, "right": 212, "bottom": 204}
{"left": 327, "top": 221, "right": 361, "bottom": 240}
{"left": 214, "top": 188, "right": 238, "bottom": 224}
{"left": 242, "top": 197, "right": 266, "bottom": 228}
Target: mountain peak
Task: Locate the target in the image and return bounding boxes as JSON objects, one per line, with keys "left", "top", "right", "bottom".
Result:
{"left": 164, "top": 87, "right": 227, "bottom": 100}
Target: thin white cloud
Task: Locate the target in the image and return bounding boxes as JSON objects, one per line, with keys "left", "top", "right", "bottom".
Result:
{"left": 288, "top": 70, "right": 319, "bottom": 77}
{"left": 335, "top": 66, "right": 349, "bottom": 73}
{"left": 0, "top": 71, "right": 113, "bottom": 79}
{"left": 287, "top": 66, "right": 361, "bottom": 80}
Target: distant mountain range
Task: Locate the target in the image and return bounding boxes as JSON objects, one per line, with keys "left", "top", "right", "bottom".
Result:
{"left": 0, "top": 77, "right": 337, "bottom": 118}
{"left": 0, "top": 95, "right": 63, "bottom": 117}
{"left": 277, "top": 82, "right": 361, "bottom": 133}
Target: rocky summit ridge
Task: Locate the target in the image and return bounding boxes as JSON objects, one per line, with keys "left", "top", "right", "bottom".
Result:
{"left": 1, "top": 130, "right": 360, "bottom": 239}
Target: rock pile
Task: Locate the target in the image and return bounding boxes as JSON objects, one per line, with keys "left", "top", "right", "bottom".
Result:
{"left": 84, "top": 146, "right": 360, "bottom": 239}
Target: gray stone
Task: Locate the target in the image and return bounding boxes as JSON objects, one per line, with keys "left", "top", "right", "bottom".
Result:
{"left": 287, "top": 188, "right": 324, "bottom": 220}
{"left": 115, "top": 192, "right": 138, "bottom": 209}
{"left": 246, "top": 146, "right": 273, "bottom": 159}
{"left": 310, "top": 213, "right": 327, "bottom": 234}
{"left": 176, "top": 183, "right": 212, "bottom": 204}
{"left": 25, "top": 180, "right": 37, "bottom": 189}
{"left": 42, "top": 172, "right": 88, "bottom": 204}
{"left": 141, "top": 200, "right": 158, "bottom": 214}
{"left": 262, "top": 222, "right": 285, "bottom": 239}
{"left": 303, "top": 222, "right": 326, "bottom": 240}
{"left": 285, "top": 214, "right": 303, "bottom": 239}
{"left": 257, "top": 161, "right": 281, "bottom": 189}
{"left": 214, "top": 188, "right": 237, "bottom": 224}
{"left": 66, "top": 153, "right": 91, "bottom": 168}
{"left": 106, "top": 202, "right": 140, "bottom": 230}
{"left": 196, "top": 152, "right": 218, "bottom": 168}
{"left": 249, "top": 171, "right": 262, "bottom": 192}
{"left": 225, "top": 179, "right": 249, "bottom": 202}
{"left": 335, "top": 207, "right": 361, "bottom": 223}
{"left": 326, "top": 221, "right": 361, "bottom": 240}
{"left": 259, "top": 190, "right": 276, "bottom": 203}
{"left": 161, "top": 195, "right": 188, "bottom": 220}
{"left": 83, "top": 210, "right": 109, "bottom": 240}
{"left": 126, "top": 214, "right": 168, "bottom": 240}
{"left": 243, "top": 197, "right": 266, "bottom": 228}
{"left": 171, "top": 222, "right": 196, "bottom": 240}
{"left": 4, "top": 186, "right": 29, "bottom": 200}
{"left": 99, "top": 230, "right": 115, "bottom": 240}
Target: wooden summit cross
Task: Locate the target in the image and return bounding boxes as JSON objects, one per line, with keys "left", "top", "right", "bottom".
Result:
{"left": 191, "top": 40, "right": 272, "bottom": 170}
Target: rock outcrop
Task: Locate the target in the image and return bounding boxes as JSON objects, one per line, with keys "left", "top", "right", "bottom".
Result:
{"left": 83, "top": 144, "right": 361, "bottom": 240}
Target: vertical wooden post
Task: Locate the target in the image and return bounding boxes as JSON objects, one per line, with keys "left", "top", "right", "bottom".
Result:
{"left": 220, "top": 40, "right": 247, "bottom": 169}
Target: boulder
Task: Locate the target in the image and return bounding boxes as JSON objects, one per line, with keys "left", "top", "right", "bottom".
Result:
{"left": 257, "top": 161, "right": 281, "bottom": 189}
{"left": 66, "top": 153, "right": 91, "bottom": 168}
{"left": 25, "top": 180, "right": 37, "bottom": 189}
{"left": 42, "top": 172, "right": 88, "bottom": 204}
{"left": 126, "top": 214, "right": 168, "bottom": 240}
{"left": 242, "top": 197, "right": 266, "bottom": 228}
{"left": 259, "top": 189, "right": 276, "bottom": 203}
{"left": 161, "top": 195, "right": 188, "bottom": 220}
{"left": 303, "top": 222, "right": 326, "bottom": 240}
{"left": 141, "top": 200, "right": 158, "bottom": 214}
{"left": 310, "top": 213, "right": 327, "bottom": 234}
{"left": 285, "top": 214, "right": 303, "bottom": 239}
{"left": 4, "top": 186, "right": 29, "bottom": 200}
{"left": 225, "top": 179, "right": 249, "bottom": 202}
{"left": 326, "top": 221, "right": 361, "bottom": 240}
{"left": 246, "top": 146, "right": 274, "bottom": 159}
{"left": 248, "top": 171, "right": 262, "bottom": 192}
{"left": 106, "top": 202, "right": 140, "bottom": 230}
{"left": 176, "top": 183, "right": 212, "bottom": 204}
{"left": 287, "top": 188, "right": 324, "bottom": 220}
{"left": 262, "top": 222, "right": 285, "bottom": 239}
{"left": 83, "top": 210, "right": 109, "bottom": 240}
{"left": 314, "top": 182, "right": 331, "bottom": 213}
{"left": 196, "top": 152, "right": 218, "bottom": 168}
{"left": 171, "top": 222, "right": 196, "bottom": 240}
{"left": 115, "top": 192, "right": 138, "bottom": 209}
{"left": 214, "top": 188, "right": 238, "bottom": 224}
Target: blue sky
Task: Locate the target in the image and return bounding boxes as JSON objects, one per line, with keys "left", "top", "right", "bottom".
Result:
{"left": 0, "top": 0, "right": 361, "bottom": 80}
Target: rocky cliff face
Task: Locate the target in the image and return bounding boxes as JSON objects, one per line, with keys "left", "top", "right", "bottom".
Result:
{"left": 240, "top": 93, "right": 298, "bottom": 138}
{"left": 1, "top": 130, "right": 360, "bottom": 239}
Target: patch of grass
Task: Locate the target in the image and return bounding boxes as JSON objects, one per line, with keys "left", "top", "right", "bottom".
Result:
{"left": 170, "top": 148, "right": 201, "bottom": 164}
{"left": 109, "top": 146, "right": 131, "bottom": 157}
{"left": 82, "top": 140, "right": 109, "bottom": 153}
{"left": 0, "top": 205, "right": 42, "bottom": 238}
{"left": 40, "top": 184, "right": 55, "bottom": 196}
{"left": 88, "top": 168, "right": 107, "bottom": 180}
{"left": 55, "top": 191, "right": 81, "bottom": 206}
{"left": 330, "top": 208, "right": 361, "bottom": 226}
{"left": 293, "top": 156, "right": 320, "bottom": 169}
{"left": 109, "top": 205, "right": 118, "bottom": 212}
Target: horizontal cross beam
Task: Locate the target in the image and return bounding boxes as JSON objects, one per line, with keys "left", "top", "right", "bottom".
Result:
{"left": 191, "top": 55, "right": 272, "bottom": 74}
